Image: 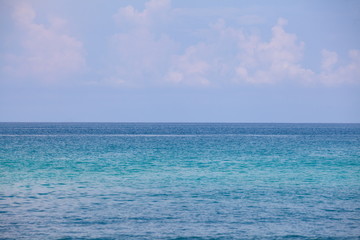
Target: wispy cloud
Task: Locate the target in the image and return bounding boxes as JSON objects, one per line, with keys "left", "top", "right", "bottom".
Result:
{"left": 320, "top": 49, "right": 360, "bottom": 85}
{"left": 3, "top": 2, "right": 85, "bottom": 83}
{"left": 108, "top": 0, "right": 176, "bottom": 86}
{"left": 233, "top": 18, "right": 315, "bottom": 84}
{"left": 165, "top": 18, "right": 314, "bottom": 86}
{"left": 165, "top": 43, "right": 211, "bottom": 86}
{"left": 3, "top": 0, "right": 359, "bottom": 87}
{"left": 108, "top": 0, "right": 360, "bottom": 87}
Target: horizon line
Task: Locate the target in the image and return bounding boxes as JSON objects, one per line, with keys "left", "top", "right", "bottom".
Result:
{"left": 1, "top": 121, "right": 359, "bottom": 124}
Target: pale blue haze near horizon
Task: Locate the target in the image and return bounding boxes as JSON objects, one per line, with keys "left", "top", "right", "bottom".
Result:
{"left": 1, "top": 0, "right": 360, "bottom": 122}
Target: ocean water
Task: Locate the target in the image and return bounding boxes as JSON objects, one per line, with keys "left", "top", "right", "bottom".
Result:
{"left": 0, "top": 123, "right": 359, "bottom": 240}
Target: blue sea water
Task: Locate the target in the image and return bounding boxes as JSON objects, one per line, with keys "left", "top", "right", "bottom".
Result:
{"left": 0, "top": 123, "right": 359, "bottom": 240}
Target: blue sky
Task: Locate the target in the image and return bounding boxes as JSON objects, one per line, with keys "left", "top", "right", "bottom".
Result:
{"left": 1, "top": 0, "right": 359, "bottom": 122}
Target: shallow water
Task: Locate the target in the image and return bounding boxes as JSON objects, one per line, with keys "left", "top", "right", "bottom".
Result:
{"left": 0, "top": 123, "right": 360, "bottom": 239}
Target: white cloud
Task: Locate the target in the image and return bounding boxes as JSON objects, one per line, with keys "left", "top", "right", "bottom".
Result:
{"left": 166, "top": 16, "right": 360, "bottom": 87}
{"left": 113, "top": 0, "right": 170, "bottom": 28}
{"left": 109, "top": 0, "right": 177, "bottom": 86}
{"left": 165, "top": 44, "right": 211, "bottom": 86}
{"left": 2, "top": 1, "right": 358, "bottom": 87}
{"left": 164, "top": 18, "right": 241, "bottom": 86}
{"left": 320, "top": 49, "right": 360, "bottom": 85}
{"left": 219, "top": 18, "right": 314, "bottom": 84}
{"left": 110, "top": 29, "right": 177, "bottom": 86}
{"left": 108, "top": 1, "right": 360, "bottom": 87}
{"left": 321, "top": 49, "right": 338, "bottom": 71}
{"left": 165, "top": 18, "right": 315, "bottom": 86}
{"left": 3, "top": 2, "right": 85, "bottom": 82}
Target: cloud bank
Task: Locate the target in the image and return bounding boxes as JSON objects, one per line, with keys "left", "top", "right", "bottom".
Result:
{"left": 2, "top": 0, "right": 360, "bottom": 87}
{"left": 108, "top": 0, "right": 360, "bottom": 87}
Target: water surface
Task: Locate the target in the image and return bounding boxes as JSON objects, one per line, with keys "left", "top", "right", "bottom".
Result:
{"left": 0, "top": 123, "right": 359, "bottom": 239}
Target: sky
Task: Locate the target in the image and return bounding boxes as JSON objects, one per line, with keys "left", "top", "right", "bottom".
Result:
{"left": 0, "top": 0, "right": 360, "bottom": 122}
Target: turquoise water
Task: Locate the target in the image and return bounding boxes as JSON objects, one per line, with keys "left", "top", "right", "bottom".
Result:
{"left": 0, "top": 123, "right": 359, "bottom": 239}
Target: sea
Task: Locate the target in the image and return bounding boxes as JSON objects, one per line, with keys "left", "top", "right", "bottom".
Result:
{"left": 0, "top": 122, "right": 359, "bottom": 240}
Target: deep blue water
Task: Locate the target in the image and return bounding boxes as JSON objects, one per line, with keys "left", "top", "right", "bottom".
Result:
{"left": 0, "top": 123, "right": 359, "bottom": 239}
